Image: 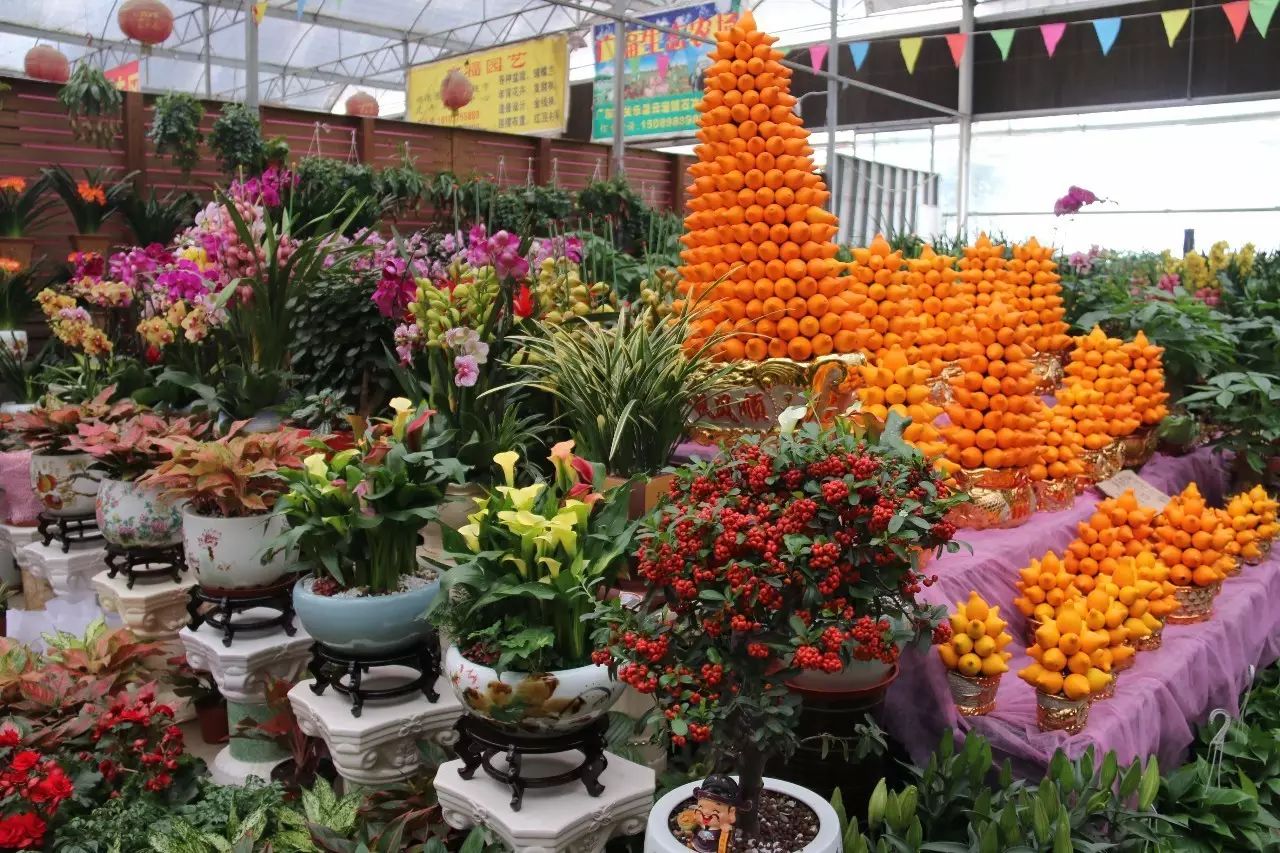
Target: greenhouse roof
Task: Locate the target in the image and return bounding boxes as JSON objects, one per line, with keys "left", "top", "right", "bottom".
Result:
{"left": 0, "top": 0, "right": 1146, "bottom": 115}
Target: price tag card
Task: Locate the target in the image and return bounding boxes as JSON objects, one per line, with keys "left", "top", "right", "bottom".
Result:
{"left": 1095, "top": 469, "right": 1171, "bottom": 511}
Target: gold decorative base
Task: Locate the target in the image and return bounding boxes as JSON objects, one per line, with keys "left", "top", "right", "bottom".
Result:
{"left": 1031, "top": 350, "right": 1065, "bottom": 395}
{"left": 1036, "top": 692, "right": 1089, "bottom": 734}
{"left": 1120, "top": 427, "right": 1158, "bottom": 470}
{"left": 1079, "top": 441, "right": 1124, "bottom": 487}
{"left": 946, "top": 670, "right": 1001, "bottom": 716}
{"left": 947, "top": 466, "right": 1035, "bottom": 530}
{"left": 1167, "top": 582, "right": 1220, "bottom": 624}
{"left": 1090, "top": 672, "right": 1116, "bottom": 702}
{"left": 688, "top": 353, "right": 865, "bottom": 445}
{"left": 1243, "top": 539, "right": 1272, "bottom": 566}
{"left": 1135, "top": 627, "right": 1163, "bottom": 651}
{"left": 1033, "top": 477, "right": 1075, "bottom": 512}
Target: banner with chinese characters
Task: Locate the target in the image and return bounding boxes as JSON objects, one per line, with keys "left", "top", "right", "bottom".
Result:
{"left": 405, "top": 35, "right": 568, "bottom": 134}
{"left": 591, "top": 1, "right": 739, "bottom": 141}
{"left": 104, "top": 60, "right": 140, "bottom": 92}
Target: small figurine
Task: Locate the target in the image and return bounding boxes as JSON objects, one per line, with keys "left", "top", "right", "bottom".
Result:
{"left": 689, "top": 774, "right": 741, "bottom": 853}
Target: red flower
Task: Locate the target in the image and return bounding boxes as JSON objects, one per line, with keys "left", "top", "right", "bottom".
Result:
{"left": 8, "top": 751, "right": 39, "bottom": 775}
{"left": 512, "top": 283, "right": 534, "bottom": 319}
{"left": 0, "top": 812, "right": 46, "bottom": 849}
{"left": 0, "top": 725, "right": 20, "bottom": 748}
{"left": 30, "top": 764, "right": 73, "bottom": 807}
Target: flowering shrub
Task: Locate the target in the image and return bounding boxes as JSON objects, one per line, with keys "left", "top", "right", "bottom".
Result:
{"left": 593, "top": 413, "right": 965, "bottom": 825}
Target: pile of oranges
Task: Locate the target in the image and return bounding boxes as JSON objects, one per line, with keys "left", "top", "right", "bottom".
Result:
{"left": 1224, "top": 486, "right": 1279, "bottom": 563}
{"left": 855, "top": 349, "right": 945, "bottom": 459}
{"left": 937, "top": 592, "right": 1013, "bottom": 678}
{"left": 1151, "top": 483, "right": 1236, "bottom": 587}
{"left": 1007, "top": 238, "right": 1072, "bottom": 355}
{"left": 1061, "top": 491, "right": 1158, "bottom": 587}
{"left": 1061, "top": 328, "right": 1145, "bottom": 440}
{"left": 675, "top": 11, "right": 848, "bottom": 362}
{"left": 1125, "top": 332, "right": 1171, "bottom": 429}
{"left": 1017, "top": 600, "right": 1115, "bottom": 701}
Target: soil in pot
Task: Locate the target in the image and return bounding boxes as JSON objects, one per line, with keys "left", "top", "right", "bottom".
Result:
{"left": 670, "top": 791, "right": 819, "bottom": 853}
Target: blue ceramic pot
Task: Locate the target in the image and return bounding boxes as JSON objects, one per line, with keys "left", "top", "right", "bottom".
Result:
{"left": 293, "top": 575, "right": 440, "bottom": 655}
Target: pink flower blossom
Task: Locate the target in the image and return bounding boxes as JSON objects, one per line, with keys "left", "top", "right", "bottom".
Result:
{"left": 454, "top": 354, "right": 479, "bottom": 387}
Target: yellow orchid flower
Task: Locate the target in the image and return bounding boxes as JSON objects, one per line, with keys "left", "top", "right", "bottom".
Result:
{"left": 493, "top": 451, "right": 520, "bottom": 487}
{"left": 496, "top": 483, "right": 545, "bottom": 512}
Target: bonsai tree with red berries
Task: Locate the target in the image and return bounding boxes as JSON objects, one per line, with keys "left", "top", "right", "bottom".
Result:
{"left": 593, "top": 411, "right": 964, "bottom": 837}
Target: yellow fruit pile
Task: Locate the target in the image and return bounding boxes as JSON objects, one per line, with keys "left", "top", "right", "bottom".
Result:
{"left": 1017, "top": 601, "right": 1115, "bottom": 700}
{"left": 937, "top": 592, "right": 1013, "bottom": 678}
{"left": 1224, "top": 485, "right": 1279, "bottom": 563}
{"left": 1152, "top": 483, "right": 1236, "bottom": 587}
{"left": 1013, "top": 551, "right": 1080, "bottom": 622}
{"left": 1062, "top": 328, "right": 1143, "bottom": 440}
{"left": 855, "top": 349, "right": 944, "bottom": 459}
{"left": 1124, "top": 332, "right": 1170, "bottom": 428}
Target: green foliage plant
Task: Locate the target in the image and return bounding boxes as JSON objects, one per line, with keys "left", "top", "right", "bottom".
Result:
{"left": 149, "top": 93, "right": 205, "bottom": 173}
{"left": 58, "top": 64, "right": 123, "bottom": 148}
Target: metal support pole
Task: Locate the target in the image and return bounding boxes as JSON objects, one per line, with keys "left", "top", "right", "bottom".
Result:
{"left": 244, "top": 6, "right": 260, "bottom": 111}
{"left": 826, "top": 0, "right": 839, "bottom": 209}
{"left": 956, "top": 0, "right": 975, "bottom": 235}
{"left": 611, "top": 0, "right": 627, "bottom": 177}
{"left": 203, "top": 5, "right": 213, "bottom": 98}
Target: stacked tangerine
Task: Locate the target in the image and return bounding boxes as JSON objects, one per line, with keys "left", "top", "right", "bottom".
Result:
{"left": 855, "top": 349, "right": 945, "bottom": 460}
{"left": 1061, "top": 491, "right": 1158, "bottom": 590}
{"left": 939, "top": 300, "right": 1046, "bottom": 471}
{"left": 1224, "top": 486, "right": 1280, "bottom": 563}
{"left": 1018, "top": 599, "right": 1115, "bottom": 701}
{"left": 937, "top": 592, "right": 1013, "bottom": 678}
{"left": 1030, "top": 402, "right": 1087, "bottom": 483}
{"left": 1062, "top": 328, "right": 1144, "bottom": 440}
{"left": 1151, "top": 483, "right": 1236, "bottom": 587}
{"left": 1007, "top": 238, "right": 1071, "bottom": 355}
{"left": 675, "top": 11, "right": 844, "bottom": 362}
{"left": 1013, "top": 551, "right": 1081, "bottom": 624}
{"left": 953, "top": 234, "right": 1009, "bottom": 309}
{"left": 1107, "top": 554, "right": 1180, "bottom": 635}
{"left": 1123, "top": 332, "right": 1170, "bottom": 429}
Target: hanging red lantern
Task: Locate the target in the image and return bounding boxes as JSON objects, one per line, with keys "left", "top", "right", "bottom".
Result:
{"left": 24, "top": 46, "right": 70, "bottom": 83}
{"left": 345, "top": 92, "right": 379, "bottom": 118}
{"left": 118, "top": 0, "right": 174, "bottom": 45}
{"left": 440, "top": 69, "right": 474, "bottom": 114}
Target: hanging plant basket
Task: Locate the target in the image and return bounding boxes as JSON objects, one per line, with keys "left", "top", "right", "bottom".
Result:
{"left": 58, "top": 65, "right": 123, "bottom": 149}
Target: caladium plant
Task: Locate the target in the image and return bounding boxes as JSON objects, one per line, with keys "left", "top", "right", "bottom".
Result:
{"left": 66, "top": 412, "right": 208, "bottom": 481}
{"left": 6, "top": 387, "right": 139, "bottom": 454}
{"left": 139, "top": 425, "right": 310, "bottom": 518}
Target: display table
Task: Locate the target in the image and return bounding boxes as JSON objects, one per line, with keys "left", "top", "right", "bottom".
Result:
{"left": 883, "top": 447, "right": 1280, "bottom": 776}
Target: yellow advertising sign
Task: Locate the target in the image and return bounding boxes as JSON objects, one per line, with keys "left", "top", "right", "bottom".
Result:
{"left": 406, "top": 36, "right": 568, "bottom": 135}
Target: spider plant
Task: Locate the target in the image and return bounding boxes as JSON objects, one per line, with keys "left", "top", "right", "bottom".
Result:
{"left": 495, "top": 304, "right": 732, "bottom": 476}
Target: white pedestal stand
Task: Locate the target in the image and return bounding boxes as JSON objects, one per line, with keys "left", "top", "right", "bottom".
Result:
{"left": 20, "top": 540, "right": 106, "bottom": 599}
{"left": 93, "top": 571, "right": 195, "bottom": 643}
{"left": 436, "top": 750, "right": 655, "bottom": 853}
{"left": 0, "top": 523, "right": 40, "bottom": 588}
{"left": 288, "top": 674, "right": 464, "bottom": 790}
{"left": 179, "top": 623, "right": 313, "bottom": 786}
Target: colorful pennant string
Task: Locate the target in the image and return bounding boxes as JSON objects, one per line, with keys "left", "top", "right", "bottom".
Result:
{"left": 945, "top": 32, "right": 968, "bottom": 66}
{"left": 1092, "top": 18, "right": 1121, "bottom": 54}
{"left": 1161, "top": 9, "right": 1190, "bottom": 45}
{"left": 809, "top": 44, "right": 828, "bottom": 72}
{"left": 899, "top": 37, "right": 923, "bottom": 73}
{"left": 849, "top": 41, "right": 869, "bottom": 70}
{"left": 990, "top": 28, "right": 1015, "bottom": 60}
{"left": 1040, "top": 22, "right": 1067, "bottom": 56}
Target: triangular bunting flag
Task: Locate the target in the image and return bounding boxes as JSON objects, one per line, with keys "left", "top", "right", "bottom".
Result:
{"left": 1223, "top": 0, "right": 1250, "bottom": 39}
{"left": 849, "top": 41, "right": 870, "bottom": 71}
{"left": 1092, "top": 18, "right": 1121, "bottom": 54}
{"left": 252, "top": 1, "right": 267, "bottom": 24}
{"left": 1161, "top": 9, "right": 1190, "bottom": 45}
{"left": 1040, "top": 22, "right": 1067, "bottom": 56}
{"left": 899, "top": 37, "right": 923, "bottom": 73}
{"left": 1252, "top": 0, "right": 1279, "bottom": 35}
{"left": 809, "top": 44, "right": 829, "bottom": 72}
{"left": 295, "top": 0, "right": 306, "bottom": 20}
{"left": 990, "top": 29, "right": 1016, "bottom": 60}
{"left": 945, "top": 33, "right": 968, "bottom": 67}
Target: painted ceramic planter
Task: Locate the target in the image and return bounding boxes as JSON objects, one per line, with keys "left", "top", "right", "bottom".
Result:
{"left": 0, "top": 330, "right": 28, "bottom": 362}
{"left": 96, "top": 477, "right": 184, "bottom": 548}
{"left": 293, "top": 574, "right": 440, "bottom": 655}
{"left": 645, "top": 777, "right": 840, "bottom": 853}
{"left": 787, "top": 659, "right": 893, "bottom": 693}
{"left": 182, "top": 510, "right": 295, "bottom": 591}
{"left": 443, "top": 644, "right": 625, "bottom": 735}
{"left": 30, "top": 452, "right": 99, "bottom": 517}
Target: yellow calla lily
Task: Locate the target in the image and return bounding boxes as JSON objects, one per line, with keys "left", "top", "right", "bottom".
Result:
{"left": 497, "top": 509, "right": 549, "bottom": 537}
{"left": 501, "top": 554, "right": 529, "bottom": 578}
{"left": 389, "top": 397, "right": 413, "bottom": 438}
{"left": 493, "top": 451, "right": 520, "bottom": 488}
{"left": 541, "top": 511, "right": 579, "bottom": 554}
{"left": 458, "top": 523, "right": 481, "bottom": 553}
{"left": 538, "top": 556, "right": 562, "bottom": 578}
{"left": 303, "top": 452, "right": 329, "bottom": 481}
{"left": 496, "top": 483, "right": 545, "bottom": 512}
{"left": 560, "top": 499, "right": 591, "bottom": 529}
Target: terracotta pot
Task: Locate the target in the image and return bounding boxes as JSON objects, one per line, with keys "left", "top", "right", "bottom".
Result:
{"left": 196, "top": 696, "right": 229, "bottom": 744}
{"left": 0, "top": 238, "right": 35, "bottom": 270}
{"left": 68, "top": 234, "right": 113, "bottom": 256}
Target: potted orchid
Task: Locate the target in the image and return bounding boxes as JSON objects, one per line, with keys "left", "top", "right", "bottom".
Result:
{"left": 67, "top": 411, "right": 207, "bottom": 549}
{"left": 139, "top": 426, "right": 309, "bottom": 592}
{"left": 428, "top": 442, "right": 638, "bottom": 735}
{"left": 7, "top": 389, "right": 136, "bottom": 517}
{"left": 275, "top": 398, "right": 465, "bottom": 655}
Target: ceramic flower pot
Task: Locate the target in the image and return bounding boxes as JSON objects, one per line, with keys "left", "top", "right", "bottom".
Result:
{"left": 443, "top": 644, "right": 625, "bottom": 735}
{"left": 30, "top": 451, "right": 99, "bottom": 517}
{"left": 787, "top": 659, "right": 893, "bottom": 693}
{"left": 182, "top": 510, "right": 295, "bottom": 591}
{"left": 96, "top": 477, "right": 184, "bottom": 549}
{"left": 69, "top": 234, "right": 112, "bottom": 256}
{"left": 293, "top": 574, "right": 440, "bottom": 655}
{"left": 645, "top": 776, "right": 841, "bottom": 853}
{"left": 0, "top": 330, "right": 28, "bottom": 362}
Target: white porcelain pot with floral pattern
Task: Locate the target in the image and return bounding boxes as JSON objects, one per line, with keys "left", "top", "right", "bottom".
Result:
{"left": 96, "top": 478, "right": 184, "bottom": 549}
{"left": 182, "top": 510, "right": 295, "bottom": 591}
{"left": 30, "top": 452, "right": 99, "bottom": 517}
{"left": 443, "top": 644, "right": 625, "bottom": 735}
{"left": 0, "top": 330, "right": 28, "bottom": 362}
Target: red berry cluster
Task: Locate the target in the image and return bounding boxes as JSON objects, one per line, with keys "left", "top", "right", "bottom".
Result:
{"left": 849, "top": 616, "right": 899, "bottom": 664}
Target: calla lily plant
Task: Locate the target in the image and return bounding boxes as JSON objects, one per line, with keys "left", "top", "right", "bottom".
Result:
{"left": 428, "top": 441, "right": 638, "bottom": 673}
{"left": 272, "top": 398, "right": 466, "bottom": 596}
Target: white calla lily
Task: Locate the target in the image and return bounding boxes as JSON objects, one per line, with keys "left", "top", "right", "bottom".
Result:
{"left": 778, "top": 405, "right": 808, "bottom": 437}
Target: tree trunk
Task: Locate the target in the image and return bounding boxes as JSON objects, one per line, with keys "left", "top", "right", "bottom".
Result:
{"left": 735, "top": 740, "right": 768, "bottom": 834}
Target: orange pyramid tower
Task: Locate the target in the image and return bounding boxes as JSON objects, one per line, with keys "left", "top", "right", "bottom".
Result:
{"left": 676, "top": 11, "right": 843, "bottom": 362}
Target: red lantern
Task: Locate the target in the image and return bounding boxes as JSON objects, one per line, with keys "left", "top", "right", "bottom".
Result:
{"left": 24, "top": 46, "right": 70, "bottom": 83}
{"left": 118, "top": 0, "right": 174, "bottom": 45}
{"left": 345, "top": 92, "right": 379, "bottom": 118}
{"left": 440, "top": 69, "right": 474, "bottom": 114}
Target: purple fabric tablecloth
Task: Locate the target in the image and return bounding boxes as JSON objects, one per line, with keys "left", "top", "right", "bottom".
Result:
{"left": 884, "top": 447, "right": 1280, "bottom": 776}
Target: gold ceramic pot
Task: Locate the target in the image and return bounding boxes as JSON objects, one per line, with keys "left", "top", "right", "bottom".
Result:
{"left": 1135, "top": 626, "right": 1163, "bottom": 651}
{"left": 1031, "top": 350, "right": 1065, "bottom": 395}
{"left": 946, "top": 466, "right": 1035, "bottom": 530}
{"left": 1167, "top": 582, "right": 1221, "bottom": 624}
{"left": 1079, "top": 440, "right": 1124, "bottom": 487}
{"left": 1090, "top": 671, "right": 1117, "bottom": 702}
{"left": 1119, "top": 427, "right": 1158, "bottom": 470}
{"left": 1036, "top": 692, "right": 1089, "bottom": 734}
{"left": 688, "top": 353, "right": 865, "bottom": 445}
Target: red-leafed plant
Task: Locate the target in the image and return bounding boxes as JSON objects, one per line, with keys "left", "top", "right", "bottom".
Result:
{"left": 66, "top": 411, "right": 208, "bottom": 481}
{"left": 236, "top": 677, "right": 327, "bottom": 793}
{"left": 139, "top": 424, "right": 310, "bottom": 517}
{"left": 593, "top": 413, "right": 966, "bottom": 831}
{"left": 6, "top": 388, "right": 139, "bottom": 454}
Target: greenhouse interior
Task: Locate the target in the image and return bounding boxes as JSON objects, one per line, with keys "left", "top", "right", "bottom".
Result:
{"left": 0, "top": 0, "right": 1277, "bottom": 850}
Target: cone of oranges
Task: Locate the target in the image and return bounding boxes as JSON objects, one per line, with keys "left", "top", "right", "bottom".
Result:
{"left": 937, "top": 592, "right": 1012, "bottom": 715}
{"left": 676, "top": 10, "right": 849, "bottom": 363}
{"left": 1018, "top": 601, "right": 1113, "bottom": 733}
{"left": 1153, "top": 483, "right": 1235, "bottom": 623}
{"left": 1013, "top": 550, "right": 1081, "bottom": 643}
{"left": 1224, "top": 485, "right": 1279, "bottom": 565}
{"left": 1117, "top": 331, "right": 1170, "bottom": 467}
{"left": 1061, "top": 491, "right": 1157, "bottom": 591}
{"left": 1112, "top": 552, "right": 1181, "bottom": 651}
